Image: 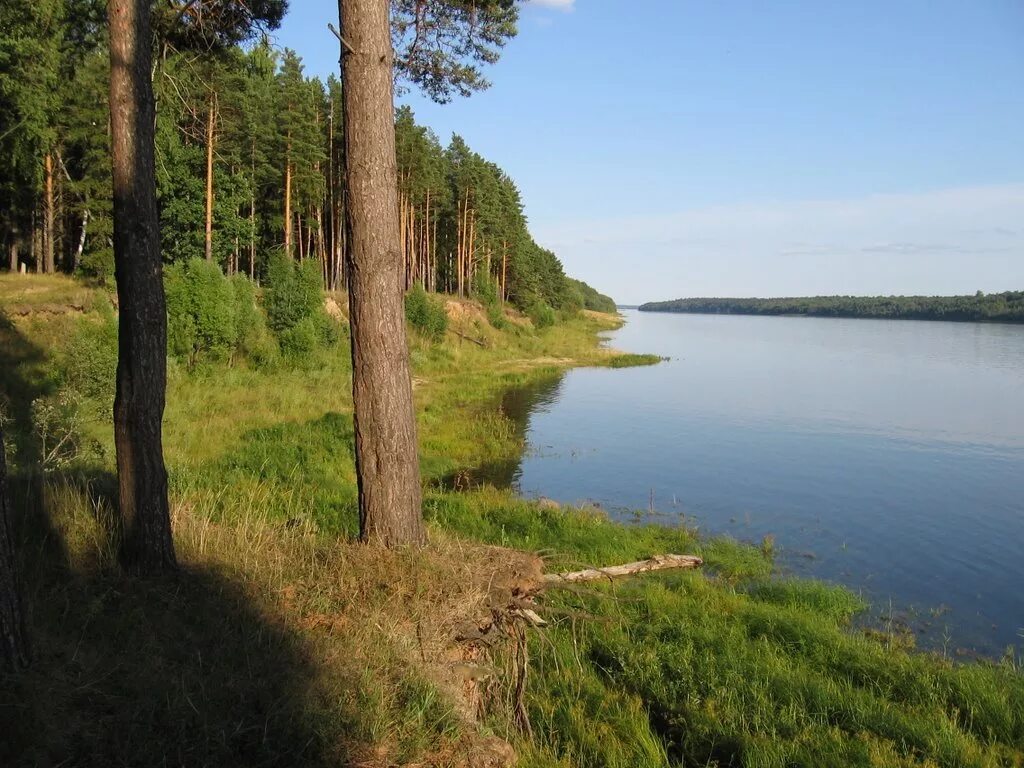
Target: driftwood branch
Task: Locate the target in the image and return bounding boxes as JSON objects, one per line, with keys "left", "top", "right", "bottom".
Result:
{"left": 543, "top": 554, "right": 703, "bottom": 585}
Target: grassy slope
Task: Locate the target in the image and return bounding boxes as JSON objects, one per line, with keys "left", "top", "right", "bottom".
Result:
{"left": 1, "top": 275, "right": 1022, "bottom": 768}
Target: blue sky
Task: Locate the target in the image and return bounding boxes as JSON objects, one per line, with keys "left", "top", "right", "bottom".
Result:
{"left": 275, "top": 1, "right": 1024, "bottom": 302}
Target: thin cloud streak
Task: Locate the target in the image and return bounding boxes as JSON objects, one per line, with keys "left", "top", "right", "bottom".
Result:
{"left": 536, "top": 184, "right": 1024, "bottom": 302}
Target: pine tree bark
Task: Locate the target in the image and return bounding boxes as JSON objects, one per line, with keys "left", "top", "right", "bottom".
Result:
{"left": 338, "top": 0, "right": 425, "bottom": 547}
{"left": 0, "top": 424, "right": 30, "bottom": 671}
{"left": 284, "top": 149, "right": 293, "bottom": 256}
{"left": 108, "top": 0, "right": 177, "bottom": 574}
{"left": 44, "top": 153, "right": 56, "bottom": 273}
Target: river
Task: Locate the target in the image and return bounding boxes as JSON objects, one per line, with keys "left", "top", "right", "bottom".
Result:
{"left": 484, "top": 310, "right": 1024, "bottom": 656}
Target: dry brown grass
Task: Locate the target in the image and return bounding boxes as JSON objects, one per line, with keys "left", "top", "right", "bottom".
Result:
{"left": 4, "top": 472, "right": 537, "bottom": 767}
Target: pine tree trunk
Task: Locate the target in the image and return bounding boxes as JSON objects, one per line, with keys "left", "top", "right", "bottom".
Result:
{"left": 108, "top": 0, "right": 176, "bottom": 575}
{"left": 338, "top": 0, "right": 424, "bottom": 547}
{"left": 501, "top": 239, "right": 507, "bottom": 302}
{"left": 423, "top": 190, "right": 430, "bottom": 289}
{"left": 44, "top": 152, "right": 55, "bottom": 273}
{"left": 7, "top": 234, "right": 16, "bottom": 273}
{"left": 467, "top": 209, "right": 476, "bottom": 290}
{"left": 205, "top": 91, "right": 216, "bottom": 262}
{"left": 0, "top": 424, "right": 30, "bottom": 671}
{"left": 32, "top": 211, "right": 40, "bottom": 273}
{"left": 284, "top": 149, "right": 293, "bottom": 256}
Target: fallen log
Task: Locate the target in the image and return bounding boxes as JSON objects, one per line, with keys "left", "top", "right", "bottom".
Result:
{"left": 449, "top": 329, "right": 487, "bottom": 347}
{"left": 543, "top": 554, "right": 703, "bottom": 585}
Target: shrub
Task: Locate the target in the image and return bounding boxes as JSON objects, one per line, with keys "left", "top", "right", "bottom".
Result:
{"left": 165, "top": 259, "right": 236, "bottom": 365}
{"left": 263, "top": 251, "right": 323, "bottom": 334}
{"left": 31, "top": 388, "right": 102, "bottom": 470}
{"left": 279, "top": 316, "right": 319, "bottom": 359}
{"left": 528, "top": 300, "right": 556, "bottom": 330}
{"left": 79, "top": 247, "right": 115, "bottom": 284}
{"left": 312, "top": 310, "right": 343, "bottom": 348}
{"left": 485, "top": 302, "right": 507, "bottom": 330}
{"left": 405, "top": 285, "right": 448, "bottom": 342}
{"left": 61, "top": 298, "right": 118, "bottom": 404}
{"left": 473, "top": 275, "right": 507, "bottom": 330}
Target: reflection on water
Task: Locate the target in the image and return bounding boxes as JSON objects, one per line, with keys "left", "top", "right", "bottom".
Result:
{"left": 480, "top": 311, "right": 1024, "bottom": 656}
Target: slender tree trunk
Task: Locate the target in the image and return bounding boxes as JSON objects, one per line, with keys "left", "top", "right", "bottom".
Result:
{"left": 457, "top": 194, "right": 465, "bottom": 296}
{"left": 398, "top": 192, "right": 407, "bottom": 287}
{"left": 249, "top": 143, "right": 257, "bottom": 278}
{"left": 74, "top": 210, "right": 89, "bottom": 271}
{"left": 0, "top": 424, "right": 30, "bottom": 671}
{"left": 284, "top": 147, "right": 293, "bottom": 256}
{"left": 7, "top": 233, "right": 16, "bottom": 273}
{"left": 44, "top": 152, "right": 55, "bottom": 273}
{"left": 339, "top": 0, "right": 424, "bottom": 547}
{"left": 32, "top": 211, "right": 40, "bottom": 273}
{"left": 423, "top": 190, "right": 429, "bottom": 289}
{"left": 501, "top": 239, "right": 508, "bottom": 302}
{"left": 108, "top": 0, "right": 176, "bottom": 574}
{"left": 467, "top": 209, "right": 476, "bottom": 290}
{"left": 315, "top": 205, "right": 325, "bottom": 264}
{"left": 204, "top": 91, "right": 216, "bottom": 262}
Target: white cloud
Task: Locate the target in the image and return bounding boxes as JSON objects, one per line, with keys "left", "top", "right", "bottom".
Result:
{"left": 528, "top": 0, "right": 575, "bottom": 11}
{"left": 534, "top": 184, "right": 1024, "bottom": 302}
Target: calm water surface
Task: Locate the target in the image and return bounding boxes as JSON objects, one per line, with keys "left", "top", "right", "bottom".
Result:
{"left": 491, "top": 311, "right": 1024, "bottom": 655}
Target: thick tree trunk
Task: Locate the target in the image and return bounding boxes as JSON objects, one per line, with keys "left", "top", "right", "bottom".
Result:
{"left": 44, "top": 152, "right": 55, "bottom": 273}
{"left": 108, "top": 0, "right": 177, "bottom": 574}
{"left": 0, "top": 424, "right": 30, "bottom": 670}
{"left": 338, "top": 0, "right": 424, "bottom": 547}
{"left": 205, "top": 91, "right": 216, "bottom": 262}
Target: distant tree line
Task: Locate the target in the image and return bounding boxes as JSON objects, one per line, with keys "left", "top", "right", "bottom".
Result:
{"left": 0, "top": 1, "right": 606, "bottom": 319}
{"left": 639, "top": 292, "right": 1024, "bottom": 323}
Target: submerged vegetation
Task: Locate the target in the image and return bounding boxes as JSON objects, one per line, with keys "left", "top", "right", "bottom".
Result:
{"left": 641, "top": 292, "right": 1024, "bottom": 323}
{"left": 2, "top": 275, "right": 1023, "bottom": 766}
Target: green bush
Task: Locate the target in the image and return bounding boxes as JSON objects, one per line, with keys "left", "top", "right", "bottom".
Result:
{"left": 528, "top": 300, "right": 556, "bottom": 330}
{"left": 473, "top": 275, "right": 507, "bottom": 330}
{"left": 278, "top": 316, "right": 319, "bottom": 359}
{"left": 405, "top": 285, "right": 448, "bottom": 343}
{"left": 229, "top": 274, "right": 278, "bottom": 366}
{"left": 78, "top": 247, "right": 115, "bottom": 284}
{"left": 312, "top": 310, "right": 343, "bottom": 348}
{"left": 263, "top": 251, "right": 323, "bottom": 334}
{"left": 165, "top": 259, "right": 236, "bottom": 365}
{"left": 60, "top": 298, "right": 118, "bottom": 404}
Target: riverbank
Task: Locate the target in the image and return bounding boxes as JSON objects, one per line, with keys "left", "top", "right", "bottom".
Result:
{"left": 2, "top": 275, "right": 1022, "bottom": 767}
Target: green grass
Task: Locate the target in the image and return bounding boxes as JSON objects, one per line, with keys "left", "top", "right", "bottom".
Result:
{"left": 2, "top": 274, "right": 1023, "bottom": 768}
{"left": 426, "top": 490, "right": 1024, "bottom": 766}
{"left": 605, "top": 353, "right": 664, "bottom": 368}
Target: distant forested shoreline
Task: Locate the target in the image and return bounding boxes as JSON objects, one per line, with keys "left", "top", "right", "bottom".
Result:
{"left": 639, "top": 292, "right": 1024, "bottom": 323}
